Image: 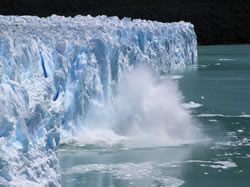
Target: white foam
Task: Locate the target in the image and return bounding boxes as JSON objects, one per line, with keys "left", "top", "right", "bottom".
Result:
{"left": 239, "top": 115, "right": 250, "bottom": 118}
{"left": 209, "top": 119, "right": 218, "bottom": 122}
{"left": 182, "top": 101, "right": 203, "bottom": 109}
{"left": 160, "top": 75, "right": 184, "bottom": 80}
{"left": 201, "top": 161, "right": 237, "bottom": 169}
{"left": 214, "top": 138, "right": 250, "bottom": 147}
{"left": 237, "top": 129, "right": 244, "bottom": 133}
{"left": 61, "top": 128, "right": 128, "bottom": 147}
{"left": 158, "top": 160, "right": 237, "bottom": 170}
{"left": 198, "top": 114, "right": 250, "bottom": 118}
{"left": 218, "top": 59, "right": 236, "bottom": 61}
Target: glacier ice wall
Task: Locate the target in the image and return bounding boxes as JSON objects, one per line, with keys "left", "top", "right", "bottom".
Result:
{"left": 0, "top": 15, "right": 197, "bottom": 186}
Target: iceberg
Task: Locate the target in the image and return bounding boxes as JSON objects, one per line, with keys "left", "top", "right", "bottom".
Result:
{"left": 0, "top": 15, "right": 197, "bottom": 186}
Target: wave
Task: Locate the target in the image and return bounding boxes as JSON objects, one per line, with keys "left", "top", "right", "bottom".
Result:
{"left": 197, "top": 114, "right": 250, "bottom": 118}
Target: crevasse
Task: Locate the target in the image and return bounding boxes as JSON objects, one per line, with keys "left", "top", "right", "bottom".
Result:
{"left": 0, "top": 15, "right": 197, "bottom": 186}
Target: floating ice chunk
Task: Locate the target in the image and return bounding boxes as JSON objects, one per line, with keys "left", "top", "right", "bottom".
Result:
{"left": 182, "top": 101, "right": 203, "bottom": 109}
{"left": 209, "top": 119, "right": 218, "bottom": 122}
{"left": 208, "top": 161, "right": 237, "bottom": 169}
{"left": 218, "top": 59, "right": 236, "bottom": 61}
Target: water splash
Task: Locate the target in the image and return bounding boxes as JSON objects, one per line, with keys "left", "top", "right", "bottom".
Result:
{"left": 66, "top": 65, "right": 201, "bottom": 148}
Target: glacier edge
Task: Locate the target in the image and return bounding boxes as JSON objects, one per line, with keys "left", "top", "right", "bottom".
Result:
{"left": 0, "top": 15, "right": 197, "bottom": 186}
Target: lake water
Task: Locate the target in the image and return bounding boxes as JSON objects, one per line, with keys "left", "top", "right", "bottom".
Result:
{"left": 58, "top": 45, "right": 250, "bottom": 187}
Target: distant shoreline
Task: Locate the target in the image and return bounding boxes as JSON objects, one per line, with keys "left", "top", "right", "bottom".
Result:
{"left": 1, "top": 0, "right": 250, "bottom": 45}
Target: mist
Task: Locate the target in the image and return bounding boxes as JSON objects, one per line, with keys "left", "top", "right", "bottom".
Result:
{"left": 72, "top": 65, "right": 201, "bottom": 147}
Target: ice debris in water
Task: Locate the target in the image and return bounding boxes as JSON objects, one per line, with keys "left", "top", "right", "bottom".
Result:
{"left": 62, "top": 162, "right": 184, "bottom": 186}
{"left": 182, "top": 101, "right": 203, "bottom": 109}
{"left": 0, "top": 15, "right": 197, "bottom": 185}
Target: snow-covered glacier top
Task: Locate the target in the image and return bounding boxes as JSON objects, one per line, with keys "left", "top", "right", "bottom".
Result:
{"left": 0, "top": 15, "right": 197, "bottom": 186}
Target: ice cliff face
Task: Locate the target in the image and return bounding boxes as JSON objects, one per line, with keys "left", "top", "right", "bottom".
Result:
{"left": 0, "top": 15, "right": 197, "bottom": 186}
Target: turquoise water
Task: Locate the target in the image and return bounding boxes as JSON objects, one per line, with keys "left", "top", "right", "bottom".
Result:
{"left": 58, "top": 45, "right": 250, "bottom": 187}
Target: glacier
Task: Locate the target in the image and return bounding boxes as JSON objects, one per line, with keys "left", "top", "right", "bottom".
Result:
{"left": 0, "top": 15, "right": 197, "bottom": 186}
